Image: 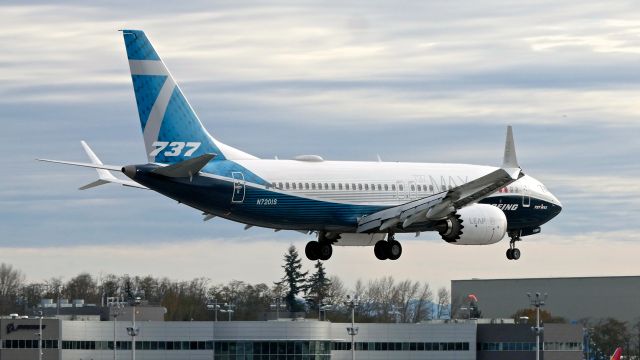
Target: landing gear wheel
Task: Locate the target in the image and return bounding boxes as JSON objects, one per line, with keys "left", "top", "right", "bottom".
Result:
{"left": 305, "top": 241, "right": 320, "bottom": 261}
{"left": 506, "top": 249, "right": 513, "bottom": 260}
{"left": 374, "top": 240, "right": 389, "bottom": 260}
{"left": 318, "top": 242, "right": 333, "bottom": 261}
{"left": 511, "top": 248, "right": 521, "bottom": 260}
{"left": 387, "top": 240, "right": 402, "bottom": 260}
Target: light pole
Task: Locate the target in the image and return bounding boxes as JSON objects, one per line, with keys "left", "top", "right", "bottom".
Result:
{"left": 318, "top": 303, "right": 332, "bottom": 321}
{"left": 220, "top": 303, "right": 235, "bottom": 321}
{"left": 109, "top": 296, "right": 124, "bottom": 360}
{"left": 527, "top": 292, "right": 547, "bottom": 360}
{"left": 37, "top": 309, "right": 43, "bottom": 360}
{"left": 344, "top": 295, "right": 360, "bottom": 360}
{"left": 206, "top": 299, "right": 220, "bottom": 360}
{"left": 126, "top": 296, "right": 142, "bottom": 360}
{"left": 206, "top": 298, "right": 220, "bottom": 322}
{"left": 270, "top": 298, "right": 286, "bottom": 320}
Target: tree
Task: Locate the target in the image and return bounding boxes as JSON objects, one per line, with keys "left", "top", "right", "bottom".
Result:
{"left": 436, "top": 287, "right": 450, "bottom": 319}
{"left": 277, "top": 245, "right": 308, "bottom": 313}
{"left": 0, "top": 263, "right": 25, "bottom": 314}
{"left": 592, "top": 318, "right": 630, "bottom": 358}
{"left": 306, "top": 261, "right": 331, "bottom": 317}
{"left": 64, "top": 273, "right": 98, "bottom": 303}
{"left": 410, "top": 282, "right": 434, "bottom": 322}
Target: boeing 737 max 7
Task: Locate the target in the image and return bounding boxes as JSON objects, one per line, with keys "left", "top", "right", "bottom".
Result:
{"left": 40, "top": 30, "right": 562, "bottom": 261}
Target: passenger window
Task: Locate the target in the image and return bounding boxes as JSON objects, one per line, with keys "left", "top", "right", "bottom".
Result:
{"left": 331, "top": 183, "right": 335, "bottom": 190}
{"left": 311, "top": 183, "right": 316, "bottom": 190}
{"left": 298, "top": 183, "right": 303, "bottom": 189}
{"left": 358, "top": 184, "right": 363, "bottom": 190}
{"left": 442, "top": 185, "right": 447, "bottom": 191}
{"left": 391, "top": 184, "right": 396, "bottom": 191}
{"left": 411, "top": 185, "right": 415, "bottom": 191}
{"left": 338, "top": 184, "right": 343, "bottom": 190}
{"left": 324, "top": 183, "right": 329, "bottom": 190}
{"left": 292, "top": 183, "right": 296, "bottom": 190}
{"left": 429, "top": 185, "right": 434, "bottom": 192}
{"left": 278, "top": 182, "right": 283, "bottom": 189}
{"left": 285, "top": 182, "right": 290, "bottom": 189}
{"left": 384, "top": 184, "right": 389, "bottom": 191}
{"left": 352, "top": 183, "right": 356, "bottom": 190}
{"left": 305, "top": 183, "right": 309, "bottom": 190}
{"left": 364, "top": 184, "right": 369, "bottom": 191}
{"left": 399, "top": 184, "right": 404, "bottom": 191}
{"left": 416, "top": 185, "right": 421, "bottom": 191}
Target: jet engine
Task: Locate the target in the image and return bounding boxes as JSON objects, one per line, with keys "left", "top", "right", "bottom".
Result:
{"left": 435, "top": 204, "right": 507, "bottom": 245}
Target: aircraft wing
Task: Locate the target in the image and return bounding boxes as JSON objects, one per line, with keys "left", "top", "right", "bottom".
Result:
{"left": 357, "top": 126, "right": 522, "bottom": 233}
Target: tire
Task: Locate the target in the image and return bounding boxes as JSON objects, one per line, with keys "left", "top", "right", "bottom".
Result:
{"left": 374, "top": 240, "right": 389, "bottom": 260}
{"left": 387, "top": 240, "right": 402, "bottom": 260}
{"left": 305, "top": 241, "right": 319, "bottom": 261}
{"left": 506, "top": 249, "right": 513, "bottom": 260}
{"left": 318, "top": 242, "right": 333, "bottom": 261}
{"left": 511, "top": 248, "right": 521, "bottom": 260}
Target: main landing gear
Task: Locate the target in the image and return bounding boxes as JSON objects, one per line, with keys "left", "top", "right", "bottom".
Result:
{"left": 305, "top": 233, "right": 333, "bottom": 261}
{"left": 506, "top": 233, "right": 521, "bottom": 260}
{"left": 374, "top": 234, "right": 402, "bottom": 261}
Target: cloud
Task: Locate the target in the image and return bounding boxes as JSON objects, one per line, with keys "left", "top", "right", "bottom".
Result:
{"left": 1, "top": 0, "right": 640, "bottom": 286}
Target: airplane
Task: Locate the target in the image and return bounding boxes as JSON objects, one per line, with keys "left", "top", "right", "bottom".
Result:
{"left": 39, "top": 30, "right": 562, "bottom": 262}
{"left": 611, "top": 347, "right": 622, "bottom": 360}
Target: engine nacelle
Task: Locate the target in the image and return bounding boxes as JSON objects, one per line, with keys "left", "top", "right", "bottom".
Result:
{"left": 436, "top": 204, "right": 507, "bottom": 245}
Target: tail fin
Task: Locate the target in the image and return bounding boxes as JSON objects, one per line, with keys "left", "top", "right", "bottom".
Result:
{"left": 121, "top": 30, "right": 256, "bottom": 163}
{"left": 611, "top": 347, "right": 622, "bottom": 360}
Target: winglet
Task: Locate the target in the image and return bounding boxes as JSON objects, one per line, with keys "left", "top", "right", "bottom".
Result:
{"left": 502, "top": 125, "right": 519, "bottom": 168}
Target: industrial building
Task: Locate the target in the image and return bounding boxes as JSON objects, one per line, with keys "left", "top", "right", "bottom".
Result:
{"left": 451, "top": 276, "right": 640, "bottom": 323}
{"left": 0, "top": 315, "right": 582, "bottom": 360}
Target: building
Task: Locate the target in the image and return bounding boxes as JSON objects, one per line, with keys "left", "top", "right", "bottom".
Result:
{"left": 0, "top": 316, "right": 583, "bottom": 360}
{"left": 477, "top": 323, "right": 583, "bottom": 360}
{"left": 451, "top": 276, "right": 640, "bottom": 323}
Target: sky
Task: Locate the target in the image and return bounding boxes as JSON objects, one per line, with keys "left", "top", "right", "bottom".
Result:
{"left": 1, "top": 1, "right": 639, "bottom": 293}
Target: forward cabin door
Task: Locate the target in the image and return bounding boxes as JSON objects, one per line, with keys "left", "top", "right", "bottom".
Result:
{"left": 522, "top": 184, "right": 531, "bottom": 208}
{"left": 231, "top": 172, "right": 245, "bottom": 203}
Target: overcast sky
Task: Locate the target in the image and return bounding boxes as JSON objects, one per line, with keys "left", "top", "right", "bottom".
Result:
{"left": 1, "top": 1, "right": 639, "bottom": 292}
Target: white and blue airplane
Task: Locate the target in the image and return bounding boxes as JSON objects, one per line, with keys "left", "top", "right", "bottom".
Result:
{"left": 40, "top": 30, "right": 562, "bottom": 262}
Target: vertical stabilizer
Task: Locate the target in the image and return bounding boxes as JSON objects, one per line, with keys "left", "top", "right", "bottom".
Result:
{"left": 121, "top": 30, "right": 257, "bottom": 163}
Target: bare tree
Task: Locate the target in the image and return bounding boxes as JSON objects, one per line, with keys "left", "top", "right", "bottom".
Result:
{"left": 436, "top": 287, "right": 450, "bottom": 319}
{"left": 412, "top": 282, "right": 434, "bottom": 322}
{"left": 0, "top": 263, "right": 24, "bottom": 313}
{"left": 325, "top": 275, "right": 347, "bottom": 306}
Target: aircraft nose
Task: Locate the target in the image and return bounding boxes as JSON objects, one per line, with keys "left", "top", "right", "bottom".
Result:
{"left": 548, "top": 192, "right": 562, "bottom": 218}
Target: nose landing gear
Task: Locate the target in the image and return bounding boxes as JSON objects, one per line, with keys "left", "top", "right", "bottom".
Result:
{"left": 506, "top": 233, "right": 521, "bottom": 260}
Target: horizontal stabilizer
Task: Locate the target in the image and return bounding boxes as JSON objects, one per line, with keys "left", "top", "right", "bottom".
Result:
{"left": 37, "top": 158, "right": 122, "bottom": 172}
{"left": 38, "top": 141, "right": 148, "bottom": 190}
{"left": 79, "top": 179, "right": 110, "bottom": 190}
{"left": 152, "top": 153, "right": 216, "bottom": 178}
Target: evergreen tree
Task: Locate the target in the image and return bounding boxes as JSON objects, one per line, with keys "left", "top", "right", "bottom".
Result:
{"left": 277, "top": 245, "right": 308, "bottom": 312}
{"left": 307, "top": 261, "right": 331, "bottom": 317}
